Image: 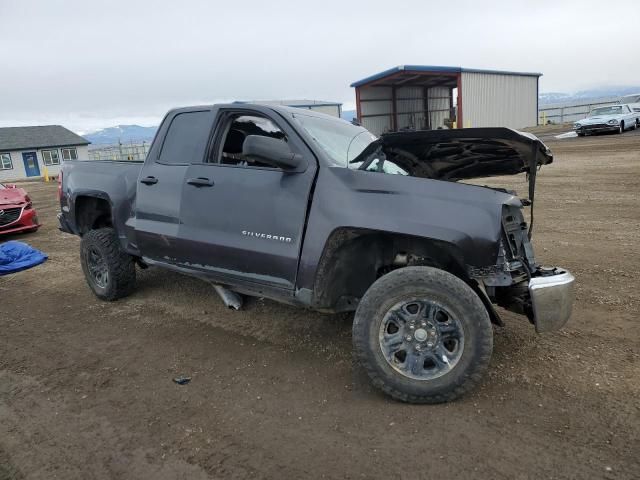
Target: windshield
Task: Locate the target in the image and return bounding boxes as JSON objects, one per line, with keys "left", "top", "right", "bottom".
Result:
{"left": 0, "top": 184, "right": 5, "bottom": 190}
{"left": 590, "top": 106, "right": 623, "bottom": 116}
{"left": 292, "top": 113, "right": 377, "bottom": 166}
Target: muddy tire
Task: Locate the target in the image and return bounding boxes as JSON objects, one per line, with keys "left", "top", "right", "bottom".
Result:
{"left": 353, "top": 266, "right": 493, "bottom": 404}
{"left": 80, "top": 228, "right": 136, "bottom": 301}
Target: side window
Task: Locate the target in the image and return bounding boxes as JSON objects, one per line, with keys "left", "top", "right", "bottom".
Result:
{"left": 61, "top": 147, "right": 78, "bottom": 161}
{"left": 216, "top": 115, "right": 286, "bottom": 168}
{"left": 159, "top": 111, "right": 211, "bottom": 164}
{"left": 42, "top": 149, "right": 60, "bottom": 166}
{"left": 0, "top": 153, "right": 12, "bottom": 170}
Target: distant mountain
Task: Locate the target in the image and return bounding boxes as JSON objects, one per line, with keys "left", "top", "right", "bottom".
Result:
{"left": 84, "top": 125, "right": 157, "bottom": 146}
{"left": 539, "top": 86, "right": 640, "bottom": 105}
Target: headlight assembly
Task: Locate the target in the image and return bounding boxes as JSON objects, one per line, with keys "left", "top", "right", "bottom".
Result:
{"left": 608, "top": 119, "right": 619, "bottom": 125}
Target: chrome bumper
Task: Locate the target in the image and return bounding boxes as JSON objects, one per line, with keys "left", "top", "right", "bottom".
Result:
{"left": 529, "top": 270, "right": 575, "bottom": 333}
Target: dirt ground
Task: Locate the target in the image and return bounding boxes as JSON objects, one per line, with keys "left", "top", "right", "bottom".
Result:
{"left": 1, "top": 130, "right": 639, "bottom": 480}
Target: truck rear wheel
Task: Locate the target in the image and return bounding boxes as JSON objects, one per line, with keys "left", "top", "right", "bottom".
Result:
{"left": 352, "top": 266, "right": 493, "bottom": 403}
{"left": 80, "top": 227, "right": 136, "bottom": 301}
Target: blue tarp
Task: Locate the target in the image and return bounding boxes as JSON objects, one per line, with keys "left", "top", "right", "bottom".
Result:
{"left": 0, "top": 241, "right": 48, "bottom": 275}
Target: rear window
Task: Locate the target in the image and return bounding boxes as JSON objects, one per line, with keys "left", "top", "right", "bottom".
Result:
{"left": 159, "top": 111, "right": 212, "bottom": 164}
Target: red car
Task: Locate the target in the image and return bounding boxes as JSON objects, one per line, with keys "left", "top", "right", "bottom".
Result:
{"left": 0, "top": 183, "right": 41, "bottom": 235}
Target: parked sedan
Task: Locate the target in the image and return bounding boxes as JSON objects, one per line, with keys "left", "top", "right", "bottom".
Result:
{"left": 574, "top": 104, "right": 638, "bottom": 136}
{"left": 0, "top": 183, "right": 41, "bottom": 235}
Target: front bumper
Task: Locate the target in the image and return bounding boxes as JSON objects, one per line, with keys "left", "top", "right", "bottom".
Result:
{"left": 0, "top": 206, "right": 41, "bottom": 235}
{"left": 529, "top": 269, "right": 575, "bottom": 333}
{"left": 575, "top": 124, "right": 618, "bottom": 134}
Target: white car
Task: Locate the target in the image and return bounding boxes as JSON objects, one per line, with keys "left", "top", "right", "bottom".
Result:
{"left": 574, "top": 104, "right": 637, "bottom": 136}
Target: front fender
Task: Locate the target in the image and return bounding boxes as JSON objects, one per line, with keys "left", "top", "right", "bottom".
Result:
{"left": 297, "top": 167, "right": 512, "bottom": 293}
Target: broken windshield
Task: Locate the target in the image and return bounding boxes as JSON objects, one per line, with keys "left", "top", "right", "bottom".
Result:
{"left": 292, "top": 113, "right": 377, "bottom": 166}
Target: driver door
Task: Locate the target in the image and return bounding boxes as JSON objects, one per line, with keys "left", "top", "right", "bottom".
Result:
{"left": 176, "top": 108, "right": 317, "bottom": 290}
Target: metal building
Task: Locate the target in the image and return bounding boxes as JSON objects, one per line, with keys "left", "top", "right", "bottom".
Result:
{"left": 351, "top": 65, "right": 541, "bottom": 135}
{"left": 241, "top": 99, "right": 342, "bottom": 118}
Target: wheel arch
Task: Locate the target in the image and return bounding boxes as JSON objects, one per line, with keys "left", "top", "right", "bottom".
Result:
{"left": 312, "top": 228, "right": 467, "bottom": 309}
{"left": 74, "top": 194, "right": 113, "bottom": 235}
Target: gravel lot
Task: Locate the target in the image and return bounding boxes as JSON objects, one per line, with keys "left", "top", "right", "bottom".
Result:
{"left": 1, "top": 131, "right": 639, "bottom": 479}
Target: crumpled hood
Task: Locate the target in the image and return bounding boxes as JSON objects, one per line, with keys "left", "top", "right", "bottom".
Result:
{"left": 0, "top": 186, "right": 29, "bottom": 206}
{"left": 353, "top": 127, "right": 553, "bottom": 182}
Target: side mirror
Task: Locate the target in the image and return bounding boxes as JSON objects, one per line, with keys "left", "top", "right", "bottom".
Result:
{"left": 242, "top": 135, "right": 303, "bottom": 171}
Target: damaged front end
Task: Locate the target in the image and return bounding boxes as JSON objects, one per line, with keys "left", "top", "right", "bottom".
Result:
{"left": 474, "top": 204, "right": 575, "bottom": 333}
{"left": 351, "top": 127, "right": 575, "bottom": 333}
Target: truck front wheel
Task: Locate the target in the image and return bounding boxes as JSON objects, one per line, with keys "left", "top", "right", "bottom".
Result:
{"left": 353, "top": 266, "right": 493, "bottom": 403}
{"left": 80, "top": 227, "right": 136, "bottom": 301}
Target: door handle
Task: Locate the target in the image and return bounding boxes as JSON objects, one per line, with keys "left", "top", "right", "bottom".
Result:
{"left": 187, "top": 177, "right": 214, "bottom": 187}
{"left": 140, "top": 176, "right": 158, "bottom": 185}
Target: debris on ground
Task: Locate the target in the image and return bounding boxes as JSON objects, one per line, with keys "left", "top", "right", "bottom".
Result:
{"left": 172, "top": 376, "right": 192, "bottom": 385}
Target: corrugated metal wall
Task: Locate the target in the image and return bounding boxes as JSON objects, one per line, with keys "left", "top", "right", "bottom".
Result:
{"left": 428, "top": 87, "right": 451, "bottom": 130}
{"left": 461, "top": 72, "right": 538, "bottom": 128}
{"left": 360, "top": 86, "right": 393, "bottom": 135}
{"left": 360, "top": 86, "right": 453, "bottom": 135}
{"left": 396, "top": 86, "right": 425, "bottom": 131}
{"left": 304, "top": 105, "right": 341, "bottom": 118}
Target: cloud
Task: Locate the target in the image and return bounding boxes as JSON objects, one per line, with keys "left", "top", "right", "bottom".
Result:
{"left": 1, "top": 0, "right": 638, "bottom": 130}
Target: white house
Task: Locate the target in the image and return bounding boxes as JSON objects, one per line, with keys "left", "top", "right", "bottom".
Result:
{"left": 0, "top": 125, "right": 90, "bottom": 182}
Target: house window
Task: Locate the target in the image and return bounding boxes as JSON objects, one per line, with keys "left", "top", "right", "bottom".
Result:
{"left": 0, "top": 153, "right": 12, "bottom": 170}
{"left": 42, "top": 149, "right": 60, "bottom": 166}
{"left": 61, "top": 147, "right": 78, "bottom": 161}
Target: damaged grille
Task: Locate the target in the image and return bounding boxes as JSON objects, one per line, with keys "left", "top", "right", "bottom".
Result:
{"left": 502, "top": 205, "right": 536, "bottom": 268}
{"left": 0, "top": 207, "right": 21, "bottom": 226}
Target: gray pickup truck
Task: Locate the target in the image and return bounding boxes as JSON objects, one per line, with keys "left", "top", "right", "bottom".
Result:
{"left": 58, "top": 104, "right": 574, "bottom": 403}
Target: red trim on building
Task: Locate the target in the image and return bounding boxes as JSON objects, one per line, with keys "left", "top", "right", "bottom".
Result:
{"left": 456, "top": 73, "right": 463, "bottom": 128}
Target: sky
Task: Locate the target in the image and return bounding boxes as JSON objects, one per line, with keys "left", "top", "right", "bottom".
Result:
{"left": 1, "top": 0, "right": 639, "bottom": 132}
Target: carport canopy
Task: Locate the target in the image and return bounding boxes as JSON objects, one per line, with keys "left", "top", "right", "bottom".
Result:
{"left": 351, "top": 66, "right": 462, "bottom": 133}
{"left": 351, "top": 65, "right": 542, "bottom": 134}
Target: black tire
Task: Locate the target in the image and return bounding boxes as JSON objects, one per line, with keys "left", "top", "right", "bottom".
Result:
{"left": 618, "top": 121, "right": 624, "bottom": 134}
{"left": 80, "top": 228, "right": 136, "bottom": 301}
{"left": 353, "top": 266, "right": 493, "bottom": 404}
{"left": 577, "top": 131, "right": 585, "bottom": 137}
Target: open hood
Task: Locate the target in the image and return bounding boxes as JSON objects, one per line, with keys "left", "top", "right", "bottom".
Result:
{"left": 352, "top": 127, "right": 553, "bottom": 182}
{"left": 351, "top": 127, "right": 553, "bottom": 238}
